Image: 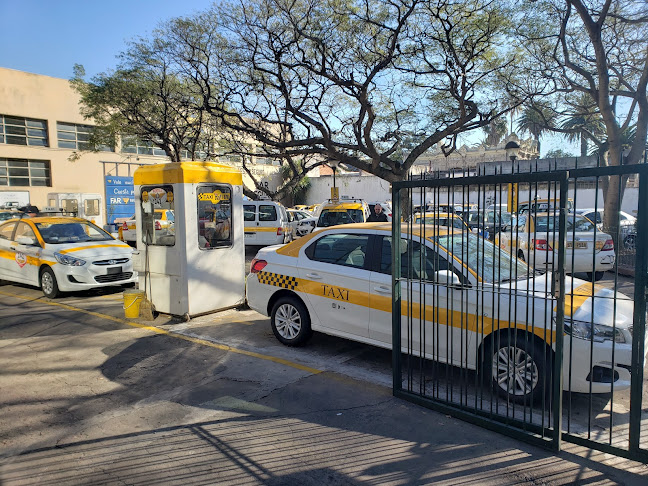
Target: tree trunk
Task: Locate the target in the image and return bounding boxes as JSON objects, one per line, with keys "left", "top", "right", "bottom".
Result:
{"left": 580, "top": 133, "right": 588, "bottom": 157}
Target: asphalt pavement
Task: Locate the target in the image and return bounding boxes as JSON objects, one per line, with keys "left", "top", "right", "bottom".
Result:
{"left": 1, "top": 265, "right": 647, "bottom": 484}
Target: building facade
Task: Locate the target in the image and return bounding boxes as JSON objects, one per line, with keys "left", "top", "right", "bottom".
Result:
{"left": 0, "top": 67, "right": 285, "bottom": 226}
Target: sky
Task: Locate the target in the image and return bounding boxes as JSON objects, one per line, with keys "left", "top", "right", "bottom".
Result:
{"left": 0, "top": 0, "right": 574, "bottom": 157}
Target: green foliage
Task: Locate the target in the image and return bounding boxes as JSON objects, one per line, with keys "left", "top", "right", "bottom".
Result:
{"left": 544, "top": 149, "right": 574, "bottom": 158}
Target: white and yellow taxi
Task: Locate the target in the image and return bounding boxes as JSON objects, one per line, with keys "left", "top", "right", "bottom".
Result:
{"left": 0, "top": 216, "right": 137, "bottom": 298}
{"left": 496, "top": 212, "right": 615, "bottom": 281}
{"left": 314, "top": 199, "right": 370, "bottom": 229}
{"left": 119, "top": 209, "right": 175, "bottom": 245}
{"left": 247, "top": 222, "right": 641, "bottom": 403}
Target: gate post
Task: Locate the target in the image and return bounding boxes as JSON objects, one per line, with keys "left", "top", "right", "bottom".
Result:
{"left": 629, "top": 166, "right": 648, "bottom": 455}
{"left": 551, "top": 173, "right": 568, "bottom": 451}
{"left": 392, "top": 185, "right": 402, "bottom": 394}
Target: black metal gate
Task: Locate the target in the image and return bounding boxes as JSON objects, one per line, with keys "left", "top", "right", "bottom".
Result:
{"left": 391, "top": 162, "right": 648, "bottom": 462}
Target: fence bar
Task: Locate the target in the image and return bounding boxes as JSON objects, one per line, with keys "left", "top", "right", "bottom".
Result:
{"left": 392, "top": 185, "right": 402, "bottom": 394}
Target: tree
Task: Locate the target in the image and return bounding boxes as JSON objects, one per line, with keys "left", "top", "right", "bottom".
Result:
{"left": 517, "top": 0, "right": 648, "bottom": 245}
{"left": 559, "top": 94, "right": 605, "bottom": 157}
{"left": 70, "top": 31, "right": 216, "bottom": 163}
{"left": 481, "top": 117, "right": 508, "bottom": 146}
{"left": 167, "top": 0, "right": 522, "bottom": 198}
{"left": 545, "top": 148, "right": 574, "bottom": 158}
{"left": 516, "top": 103, "right": 556, "bottom": 155}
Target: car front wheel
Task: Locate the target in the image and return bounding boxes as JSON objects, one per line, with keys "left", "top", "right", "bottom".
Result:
{"left": 40, "top": 267, "right": 59, "bottom": 299}
{"left": 486, "top": 334, "right": 548, "bottom": 404}
{"left": 271, "top": 296, "right": 312, "bottom": 346}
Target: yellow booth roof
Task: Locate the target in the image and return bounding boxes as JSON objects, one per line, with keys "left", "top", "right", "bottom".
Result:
{"left": 134, "top": 161, "right": 243, "bottom": 186}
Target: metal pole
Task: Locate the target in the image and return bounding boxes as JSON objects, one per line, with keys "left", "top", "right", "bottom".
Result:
{"left": 392, "top": 184, "right": 402, "bottom": 394}
{"left": 552, "top": 172, "right": 568, "bottom": 451}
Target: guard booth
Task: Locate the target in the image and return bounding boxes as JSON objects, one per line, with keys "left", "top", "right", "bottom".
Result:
{"left": 133, "top": 162, "right": 245, "bottom": 317}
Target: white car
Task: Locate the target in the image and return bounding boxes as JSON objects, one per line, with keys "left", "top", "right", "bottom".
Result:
{"left": 496, "top": 212, "right": 615, "bottom": 281}
{"left": 0, "top": 216, "right": 137, "bottom": 298}
{"left": 576, "top": 208, "right": 637, "bottom": 250}
{"left": 247, "top": 222, "right": 639, "bottom": 403}
{"left": 288, "top": 209, "right": 317, "bottom": 237}
{"left": 119, "top": 209, "right": 175, "bottom": 245}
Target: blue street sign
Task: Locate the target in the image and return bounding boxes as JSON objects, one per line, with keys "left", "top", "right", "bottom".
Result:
{"left": 105, "top": 176, "right": 136, "bottom": 224}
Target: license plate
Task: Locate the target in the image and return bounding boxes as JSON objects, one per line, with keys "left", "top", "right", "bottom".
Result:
{"left": 244, "top": 232, "right": 254, "bottom": 238}
{"left": 107, "top": 266, "right": 122, "bottom": 275}
{"left": 567, "top": 241, "right": 587, "bottom": 249}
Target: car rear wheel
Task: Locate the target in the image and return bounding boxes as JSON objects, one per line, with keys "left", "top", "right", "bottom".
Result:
{"left": 623, "top": 234, "right": 636, "bottom": 250}
{"left": 485, "top": 334, "right": 548, "bottom": 404}
{"left": 271, "top": 296, "right": 312, "bottom": 346}
{"left": 40, "top": 267, "right": 59, "bottom": 299}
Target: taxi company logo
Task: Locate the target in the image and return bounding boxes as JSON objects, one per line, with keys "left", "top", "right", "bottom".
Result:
{"left": 15, "top": 252, "right": 27, "bottom": 268}
{"left": 198, "top": 191, "right": 231, "bottom": 203}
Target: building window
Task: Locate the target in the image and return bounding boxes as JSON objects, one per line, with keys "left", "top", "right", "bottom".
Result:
{"left": 0, "top": 115, "right": 48, "bottom": 147}
{"left": 56, "top": 122, "right": 111, "bottom": 151}
{"left": 122, "top": 137, "right": 168, "bottom": 157}
{"left": 0, "top": 158, "right": 51, "bottom": 187}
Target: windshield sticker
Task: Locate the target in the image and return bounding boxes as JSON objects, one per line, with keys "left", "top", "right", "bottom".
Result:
{"left": 15, "top": 252, "right": 27, "bottom": 268}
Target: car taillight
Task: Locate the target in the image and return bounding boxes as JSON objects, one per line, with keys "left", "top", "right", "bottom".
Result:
{"left": 533, "top": 239, "right": 552, "bottom": 251}
{"left": 250, "top": 259, "right": 267, "bottom": 273}
{"left": 155, "top": 221, "right": 161, "bottom": 230}
{"left": 277, "top": 227, "right": 283, "bottom": 235}
{"left": 122, "top": 222, "right": 128, "bottom": 230}
{"left": 601, "top": 239, "right": 614, "bottom": 251}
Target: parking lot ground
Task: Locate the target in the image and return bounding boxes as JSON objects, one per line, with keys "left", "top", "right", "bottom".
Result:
{"left": 1, "top": 281, "right": 648, "bottom": 485}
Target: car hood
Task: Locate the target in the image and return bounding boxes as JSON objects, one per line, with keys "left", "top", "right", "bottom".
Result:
{"left": 496, "top": 274, "right": 633, "bottom": 329}
{"left": 47, "top": 240, "right": 134, "bottom": 259}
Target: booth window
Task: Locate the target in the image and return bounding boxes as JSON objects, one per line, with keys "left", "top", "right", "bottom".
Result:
{"left": 140, "top": 185, "right": 175, "bottom": 246}
{"left": 198, "top": 185, "right": 232, "bottom": 250}
{"left": 84, "top": 199, "right": 100, "bottom": 216}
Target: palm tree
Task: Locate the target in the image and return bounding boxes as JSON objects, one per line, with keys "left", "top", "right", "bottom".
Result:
{"left": 560, "top": 95, "right": 605, "bottom": 157}
{"left": 517, "top": 103, "right": 556, "bottom": 155}
{"left": 481, "top": 117, "right": 508, "bottom": 146}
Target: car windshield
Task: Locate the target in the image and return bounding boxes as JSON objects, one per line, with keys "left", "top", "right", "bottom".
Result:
{"left": 318, "top": 209, "right": 364, "bottom": 227}
{"left": 485, "top": 211, "right": 512, "bottom": 224}
{"left": 435, "top": 232, "right": 530, "bottom": 284}
{"left": 36, "top": 221, "right": 113, "bottom": 244}
{"left": 534, "top": 214, "right": 596, "bottom": 233}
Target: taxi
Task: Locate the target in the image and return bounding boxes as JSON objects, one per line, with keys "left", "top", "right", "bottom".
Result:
{"left": 496, "top": 212, "right": 615, "bottom": 281}
{"left": 0, "top": 216, "right": 137, "bottom": 298}
{"left": 247, "top": 222, "right": 639, "bottom": 403}
{"left": 314, "top": 199, "right": 370, "bottom": 229}
{"left": 119, "top": 209, "right": 175, "bottom": 245}
{"left": 412, "top": 212, "right": 468, "bottom": 230}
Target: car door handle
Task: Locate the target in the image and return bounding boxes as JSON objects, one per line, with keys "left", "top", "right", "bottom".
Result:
{"left": 10, "top": 246, "right": 17, "bottom": 250}
{"left": 305, "top": 273, "right": 322, "bottom": 280}
{"left": 374, "top": 286, "right": 391, "bottom": 294}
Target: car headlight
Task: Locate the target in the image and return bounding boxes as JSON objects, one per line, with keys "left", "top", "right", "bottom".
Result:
{"left": 54, "top": 252, "right": 86, "bottom": 266}
{"left": 564, "top": 319, "right": 626, "bottom": 343}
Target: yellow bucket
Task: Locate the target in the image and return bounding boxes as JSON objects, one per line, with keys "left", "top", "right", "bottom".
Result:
{"left": 123, "top": 289, "right": 146, "bottom": 319}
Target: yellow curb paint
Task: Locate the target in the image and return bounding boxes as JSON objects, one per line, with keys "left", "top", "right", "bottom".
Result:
{"left": 0, "top": 289, "right": 321, "bottom": 375}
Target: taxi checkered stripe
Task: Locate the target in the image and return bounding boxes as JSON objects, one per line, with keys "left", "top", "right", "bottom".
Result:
{"left": 257, "top": 271, "right": 299, "bottom": 290}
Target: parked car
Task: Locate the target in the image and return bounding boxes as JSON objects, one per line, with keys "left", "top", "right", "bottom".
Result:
{"left": 287, "top": 209, "right": 317, "bottom": 237}
{"left": 464, "top": 210, "right": 513, "bottom": 241}
{"left": 244, "top": 200, "right": 292, "bottom": 246}
{"left": 496, "top": 212, "right": 615, "bottom": 281}
{"left": 315, "top": 199, "right": 370, "bottom": 229}
{"left": 0, "top": 209, "right": 25, "bottom": 221}
{"left": 576, "top": 208, "right": 637, "bottom": 250}
{"left": 0, "top": 216, "right": 136, "bottom": 298}
{"left": 119, "top": 209, "right": 175, "bottom": 246}
{"left": 246, "top": 222, "right": 635, "bottom": 403}
{"left": 412, "top": 212, "right": 468, "bottom": 230}
{"left": 518, "top": 198, "right": 574, "bottom": 213}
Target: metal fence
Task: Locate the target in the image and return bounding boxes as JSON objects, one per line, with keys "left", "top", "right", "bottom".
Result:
{"left": 391, "top": 162, "right": 648, "bottom": 462}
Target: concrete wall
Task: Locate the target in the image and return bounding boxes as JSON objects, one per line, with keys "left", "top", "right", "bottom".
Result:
{"left": 307, "top": 173, "right": 641, "bottom": 215}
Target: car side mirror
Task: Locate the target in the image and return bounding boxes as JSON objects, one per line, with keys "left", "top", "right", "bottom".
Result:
{"left": 434, "top": 270, "right": 461, "bottom": 287}
{"left": 16, "top": 236, "right": 37, "bottom": 246}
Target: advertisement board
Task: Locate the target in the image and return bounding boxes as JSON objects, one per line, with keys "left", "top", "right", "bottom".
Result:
{"left": 105, "top": 176, "right": 135, "bottom": 224}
